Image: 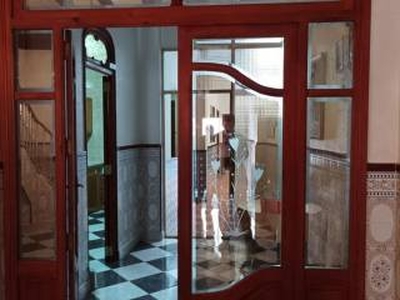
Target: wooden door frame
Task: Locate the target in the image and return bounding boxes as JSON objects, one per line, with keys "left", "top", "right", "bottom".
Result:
{"left": 0, "top": 0, "right": 371, "bottom": 299}
{"left": 82, "top": 28, "right": 119, "bottom": 263}
{"left": 178, "top": 24, "right": 302, "bottom": 300}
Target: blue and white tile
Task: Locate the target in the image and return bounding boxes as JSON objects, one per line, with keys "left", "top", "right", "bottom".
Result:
{"left": 89, "top": 248, "right": 106, "bottom": 260}
{"left": 89, "top": 233, "right": 102, "bottom": 241}
{"left": 92, "top": 282, "right": 147, "bottom": 300}
{"left": 114, "top": 263, "right": 161, "bottom": 281}
{"left": 89, "top": 260, "right": 111, "bottom": 273}
{"left": 151, "top": 286, "right": 177, "bottom": 300}
{"left": 131, "top": 248, "right": 173, "bottom": 262}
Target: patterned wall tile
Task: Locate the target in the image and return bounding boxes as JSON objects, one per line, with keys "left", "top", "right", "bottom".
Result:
{"left": 366, "top": 171, "right": 399, "bottom": 300}
{"left": 117, "top": 146, "right": 162, "bottom": 258}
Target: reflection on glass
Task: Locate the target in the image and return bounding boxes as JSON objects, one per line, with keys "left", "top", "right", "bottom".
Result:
{"left": 185, "top": 0, "right": 337, "bottom": 5}
{"left": 308, "top": 22, "right": 354, "bottom": 89}
{"left": 305, "top": 97, "right": 351, "bottom": 269}
{"left": 18, "top": 101, "right": 56, "bottom": 260}
{"left": 15, "top": 30, "right": 54, "bottom": 91}
{"left": 193, "top": 38, "right": 284, "bottom": 89}
{"left": 25, "top": 0, "right": 170, "bottom": 9}
{"left": 192, "top": 72, "right": 283, "bottom": 293}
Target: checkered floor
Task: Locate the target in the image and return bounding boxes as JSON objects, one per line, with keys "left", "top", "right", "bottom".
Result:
{"left": 88, "top": 211, "right": 178, "bottom": 300}
{"left": 88, "top": 210, "right": 279, "bottom": 298}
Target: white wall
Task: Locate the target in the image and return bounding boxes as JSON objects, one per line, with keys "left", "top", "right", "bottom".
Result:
{"left": 109, "top": 28, "right": 140, "bottom": 146}
{"left": 111, "top": 27, "right": 177, "bottom": 146}
{"left": 369, "top": 0, "right": 400, "bottom": 163}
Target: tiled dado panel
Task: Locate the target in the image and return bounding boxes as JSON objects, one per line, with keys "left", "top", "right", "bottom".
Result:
{"left": 366, "top": 171, "right": 399, "bottom": 300}
{"left": 117, "top": 146, "right": 162, "bottom": 258}
{"left": 0, "top": 167, "right": 4, "bottom": 300}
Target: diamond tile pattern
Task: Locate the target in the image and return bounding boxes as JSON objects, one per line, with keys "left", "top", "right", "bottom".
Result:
{"left": 88, "top": 209, "right": 278, "bottom": 299}
{"left": 88, "top": 212, "right": 179, "bottom": 300}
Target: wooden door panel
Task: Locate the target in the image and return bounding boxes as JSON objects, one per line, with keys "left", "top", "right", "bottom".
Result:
{"left": 19, "top": 278, "right": 58, "bottom": 300}
{"left": 243, "top": 283, "right": 283, "bottom": 300}
{"left": 306, "top": 288, "right": 348, "bottom": 300}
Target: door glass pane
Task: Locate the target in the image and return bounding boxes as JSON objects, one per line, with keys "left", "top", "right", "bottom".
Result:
{"left": 18, "top": 101, "right": 56, "bottom": 260}
{"left": 25, "top": 0, "right": 170, "bottom": 10}
{"left": 308, "top": 22, "right": 354, "bottom": 89}
{"left": 193, "top": 38, "right": 284, "bottom": 89}
{"left": 305, "top": 97, "right": 351, "bottom": 269}
{"left": 185, "top": 0, "right": 337, "bottom": 5}
{"left": 0, "top": 165, "right": 4, "bottom": 298}
{"left": 192, "top": 71, "right": 283, "bottom": 292}
{"left": 163, "top": 51, "right": 178, "bottom": 91}
{"left": 15, "top": 30, "right": 54, "bottom": 92}
{"left": 86, "top": 68, "right": 105, "bottom": 167}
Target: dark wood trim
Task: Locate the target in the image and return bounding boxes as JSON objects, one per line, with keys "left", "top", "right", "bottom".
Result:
{"left": 178, "top": 26, "right": 192, "bottom": 300}
{"left": 16, "top": 31, "right": 52, "bottom": 50}
{"left": 193, "top": 62, "right": 283, "bottom": 97}
{"left": 367, "top": 163, "right": 400, "bottom": 172}
{"left": 306, "top": 88, "right": 354, "bottom": 98}
{"left": 15, "top": 91, "right": 56, "bottom": 100}
{"left": 117, "top": 144, "right": 162, "bottom": 151}
{"left": 11, "top": 2, "right": 355, "bottom": 28}
{"left": 54, "top": 26, "right": 67, "bottom": 299}
{"left": 2, "top": 0, "right": 18, "bottom": 299}
{"left": 347, "top": 1, "right": 370, "bottom": 299}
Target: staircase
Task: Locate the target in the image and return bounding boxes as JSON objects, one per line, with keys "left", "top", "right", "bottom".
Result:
{"left": 19, "top": 103, "right": 55, "bottom": 226}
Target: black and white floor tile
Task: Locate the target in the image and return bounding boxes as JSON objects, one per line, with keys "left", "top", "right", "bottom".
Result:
{"left": 87, "top": 211, "right": 178, "bottom": 300}
{"left": 88, "top": 210, "right": 279, "bottom": 299}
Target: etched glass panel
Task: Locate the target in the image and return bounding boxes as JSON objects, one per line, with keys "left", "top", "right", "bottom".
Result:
{"left": 85, "top": 34, "right": 108, "bottom": 64}
{"left": 25, "top": 0, "right": 170, "bottom": 10}
{"left": 185, "top": 0, "right": 337, "bottom": 6}
{"left": 193, "top": 38, "right": 284, "bottom": 89}
{"left": 305, "top": 97, "right": 351, "bottom": 269}
{"left": 308, "top": 22, "right": 354, "bottom": 89}
{"left": 192, "top": 71, "right": 283, "bottom": 292}
{"left": 18, "top": 101, "right": 56, "bottom": 260}
{"left": 15, "top": 30, "right": 54, "bottom": 92}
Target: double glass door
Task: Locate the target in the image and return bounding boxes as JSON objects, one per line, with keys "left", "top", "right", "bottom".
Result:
{"left": 8, "top": 22, "right": 357, "bottom": 300}
{"left": 178, "top": 23, "right": 354, "bottom": 300}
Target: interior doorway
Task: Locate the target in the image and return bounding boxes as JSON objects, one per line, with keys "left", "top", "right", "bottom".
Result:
{"left": 83, "top": 29, "right": 119, "bottom": 266}
{"left": 68, "top": 27, "right": 179, "bottom": 300}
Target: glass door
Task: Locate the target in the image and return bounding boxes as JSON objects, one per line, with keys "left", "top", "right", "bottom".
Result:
{"left": 178, "top": 25, "right": 301, "bottom": 300}
{"left": 13, "top": 28, "right": 68, "bottom": 300}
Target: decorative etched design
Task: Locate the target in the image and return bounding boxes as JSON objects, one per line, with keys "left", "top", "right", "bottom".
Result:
{"left": 370, "top": 204, "right": 394, "bottom": 243}
{"left": 367, "top": 172, "right": 399, "bottom": 198}
{"left": 365, "top": 171, "right": 399, "bottom": 300}
{"left": 85, "top": 34, "right": 108, "bottom": 64}
{"left": 369, "top": 254, "right": 393, "bottom": 293}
